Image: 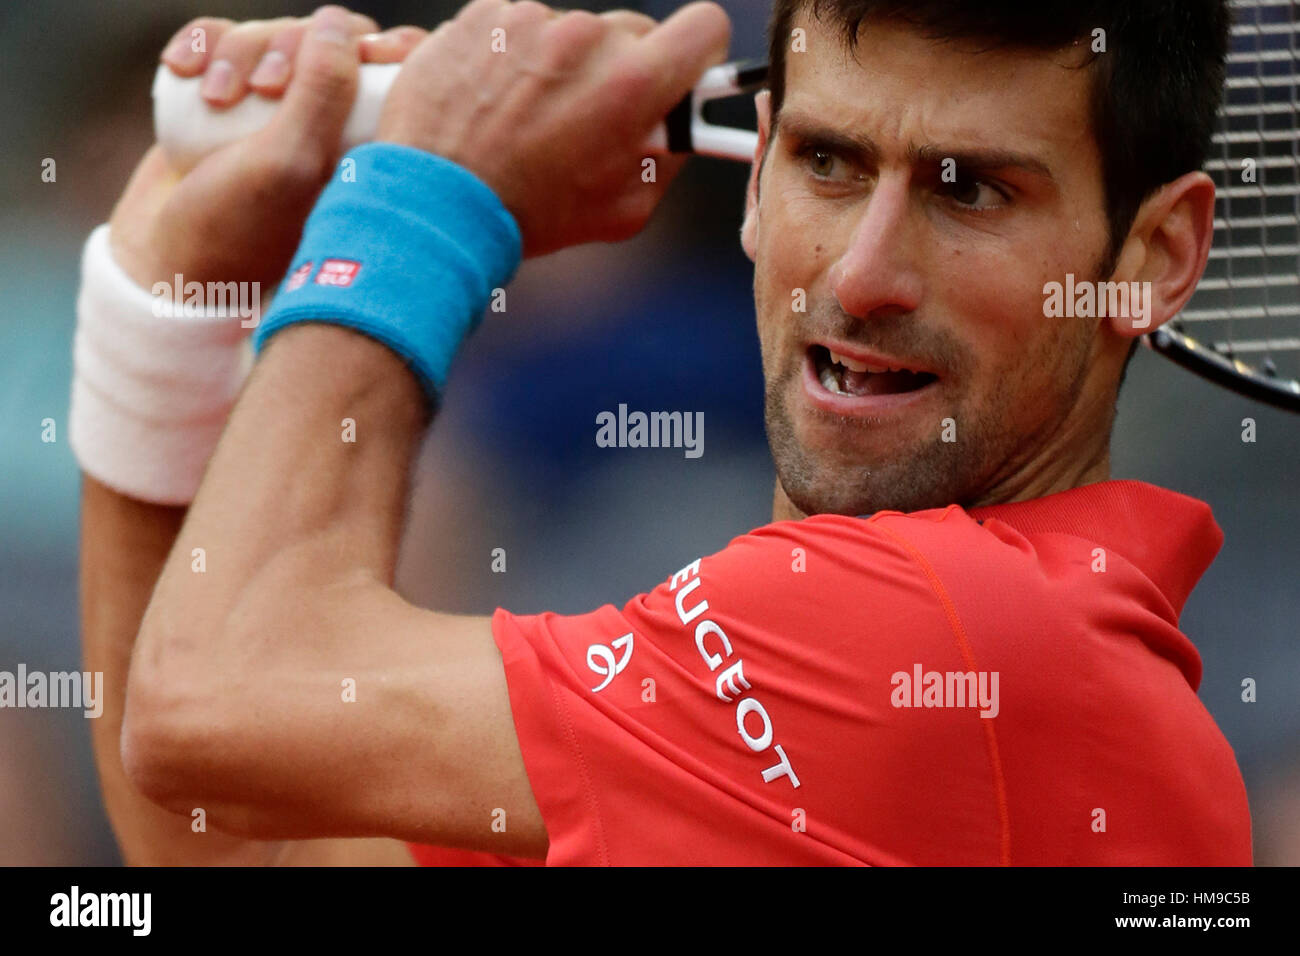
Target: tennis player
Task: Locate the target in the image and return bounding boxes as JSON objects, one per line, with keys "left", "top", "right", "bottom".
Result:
{"left": 76, "top": 0, "right": 1252, "bottom": 865}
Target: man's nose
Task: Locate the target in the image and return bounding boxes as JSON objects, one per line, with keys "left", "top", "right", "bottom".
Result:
{"left": 829, "top": 172, "right": 924, "bottom": 320}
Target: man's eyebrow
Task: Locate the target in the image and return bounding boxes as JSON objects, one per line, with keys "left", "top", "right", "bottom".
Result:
{"left": 912, "top": 144, "right": 1055, "bottom": 180}
{"left": 776, "top": 110, "right": 882, "bottom": 164}
{"left": 776, "top": 109, "right": 1055, "bottom": 181}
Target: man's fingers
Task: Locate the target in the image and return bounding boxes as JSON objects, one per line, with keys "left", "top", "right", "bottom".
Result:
{"left": 264, "top": 6, "right": 361, "bottom": 175}
{"left": 161, "top": 17, "right": 234, "bottom": 77}
{"left": 250, "top": 14, "right": 377, "bottom": 96}
{"left": 360, "top": 26, "right": 429, "bottom": 64}
{"left": 348, "top": 12, "right": 381, "bottom": 35}
{"left": 455, "top": 0, "right": 514, "bottom": 33}
{"left": 599, "top": 9, "right": 656, "bottom": 38}
{"left": 249, "top": 22, "right": 308, "bottom": 94}
{"left": 636, "top": 1, "right": 730, "bottom": 112}
{"left": 201, "top": 18, "right": 297, "bottom": 106}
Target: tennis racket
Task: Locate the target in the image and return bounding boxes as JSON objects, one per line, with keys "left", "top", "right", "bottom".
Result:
{"left": 152, "top": 57, "right": 765, "bottom": 169}
{"left": 1153, "top": 0, "right": 1300, "bottom": 413}
{"left": 154, "top": 0, "right": 1298, "bottom": 412}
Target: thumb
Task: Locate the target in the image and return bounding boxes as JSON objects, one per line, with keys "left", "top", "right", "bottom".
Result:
{"left": 264, "top": 6, "right": 360, "bottom": 172}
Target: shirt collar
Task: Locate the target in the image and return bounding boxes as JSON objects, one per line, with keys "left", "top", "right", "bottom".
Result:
{"left": 967, "top": 479, "right": 1223, "bottom": 619}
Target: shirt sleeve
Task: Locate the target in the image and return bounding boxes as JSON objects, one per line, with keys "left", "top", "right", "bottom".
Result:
{"left": 490, "top": 515, "right": 1008, "bottom": 865}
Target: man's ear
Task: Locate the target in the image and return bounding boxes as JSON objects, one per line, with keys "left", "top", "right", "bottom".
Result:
{"left": 740, "top": 89, "right": 772, "bottom": 263}
{"left": 1106, "top": 170, "right": 1216, "bottom": 340}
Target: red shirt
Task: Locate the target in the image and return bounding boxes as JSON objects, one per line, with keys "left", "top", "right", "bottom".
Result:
{"left": 409, "top": 479, "right": 1252, "bottom": 865}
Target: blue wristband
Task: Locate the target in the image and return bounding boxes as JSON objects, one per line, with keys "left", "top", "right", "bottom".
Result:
{"left": 252, "top": 142, "right": 523, "bottom": 405}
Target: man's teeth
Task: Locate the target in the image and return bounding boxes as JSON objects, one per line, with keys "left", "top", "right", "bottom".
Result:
{"left": 827, "top": 349, "right": 905, "bottom": 374}
{"left": 819, "top": 365, "right": 845, "bottom": 394}
{"left": 827, "top": 349, "right": 871, "bottom": 372}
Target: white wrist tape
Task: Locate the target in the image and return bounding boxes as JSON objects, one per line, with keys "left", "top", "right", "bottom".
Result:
{"left": 69, "top": 224, "right": 255, "bottom": 506}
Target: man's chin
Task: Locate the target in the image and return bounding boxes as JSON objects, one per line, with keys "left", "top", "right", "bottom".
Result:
{"left": 765, "top": 390, "right": 975, "bottom": 516}
{"left": 772, "top": 443, "right": 974, "bottom": 517}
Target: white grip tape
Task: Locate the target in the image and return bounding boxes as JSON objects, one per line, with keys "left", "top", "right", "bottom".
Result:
{"left": 151, "top": 61, "right": 694, "bottom": 169}
{"left": 68, "top": 225, "right": 255, "bottom": 506}
{"left": 153, "top": 62, "right": 401, "bottom": 172}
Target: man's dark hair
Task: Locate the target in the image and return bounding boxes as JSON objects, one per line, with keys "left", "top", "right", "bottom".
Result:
{"left": 765, "top": 0, "right": 1232, "bottom": 380}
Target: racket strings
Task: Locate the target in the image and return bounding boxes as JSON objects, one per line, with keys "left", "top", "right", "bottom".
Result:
{"left": 1182, "top": 0, "right": 1300, "bottom": 385}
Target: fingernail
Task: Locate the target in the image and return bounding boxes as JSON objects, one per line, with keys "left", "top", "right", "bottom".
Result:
{"left": 249, "top": 49, "right": 290, "bottom": 87}
{"left": 313, "top": 7, "right": 351, "bottom": 45}
{"left": 163, "top": 36, "right": 202, "bottom": 70}
{"left": 200, "top": 59, "right": 237, "bottom": 101}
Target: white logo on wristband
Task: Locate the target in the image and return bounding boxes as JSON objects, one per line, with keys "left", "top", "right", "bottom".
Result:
{"left": 286, "top": 261, "right": 313, "bottom": 292}
{"left": 316, "top": 258, "right": 361, "bottom": 288}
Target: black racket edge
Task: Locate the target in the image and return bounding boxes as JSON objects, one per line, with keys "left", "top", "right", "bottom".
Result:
{"left": 1145, "top": 327, "right": 1300, "bottom": 413}
{"left": 664, "top": 59, "right": 770, "bottom": 153}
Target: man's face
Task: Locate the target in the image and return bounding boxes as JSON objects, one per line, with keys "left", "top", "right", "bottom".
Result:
{"left": 743, "top": 13, "right": 1115, "bottom": 516}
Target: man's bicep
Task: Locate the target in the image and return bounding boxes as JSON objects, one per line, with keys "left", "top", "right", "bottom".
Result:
{"left": 206, "top": 584, "right": 547, "bottom": 859}
{"left": 333, "top": 591, "right": 548, "bottom": 858}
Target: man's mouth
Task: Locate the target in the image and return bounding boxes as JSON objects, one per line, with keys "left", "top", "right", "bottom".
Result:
{"left": 809, "top": 345, "right": 938, "bottom": 397}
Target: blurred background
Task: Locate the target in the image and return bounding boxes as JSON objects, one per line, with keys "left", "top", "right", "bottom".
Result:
{"left": 1, "top": 0, "right": 1296, "bottom": 865}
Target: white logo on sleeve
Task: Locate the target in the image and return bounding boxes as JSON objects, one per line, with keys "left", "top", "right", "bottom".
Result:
{"left": 587, "top": 632, "right": 634, "bottom": 692}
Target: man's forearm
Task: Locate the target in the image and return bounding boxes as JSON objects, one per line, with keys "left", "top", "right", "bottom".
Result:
{"left": 124, "top": 323, "right": 429, "bottom": 815}
{"left": 80, "top": 477, "right": 286, "bottom": 864}
{"left": 155, "top": 321, "right": 426, "bottom": 607}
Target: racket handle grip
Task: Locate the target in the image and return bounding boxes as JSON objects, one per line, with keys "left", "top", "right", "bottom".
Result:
{"left": 153, "top": 62, "right": 672, "bottom": 172}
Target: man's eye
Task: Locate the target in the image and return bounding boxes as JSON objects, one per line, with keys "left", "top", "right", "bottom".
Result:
{"left": 802, "top": 148, "right": 844, "bottom": 179}
{"left": 809, "top": 150, "right": 835, "bottom": 177}
{"left": 944, "top": 175, "right": 1006, "bottom": 210}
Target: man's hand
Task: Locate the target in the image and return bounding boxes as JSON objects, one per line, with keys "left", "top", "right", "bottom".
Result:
{"left": 108, "top": 7, "right": 426, "bottom": 291}
{"left": 377, "top": 0, "right": 731, "bottom": 257}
